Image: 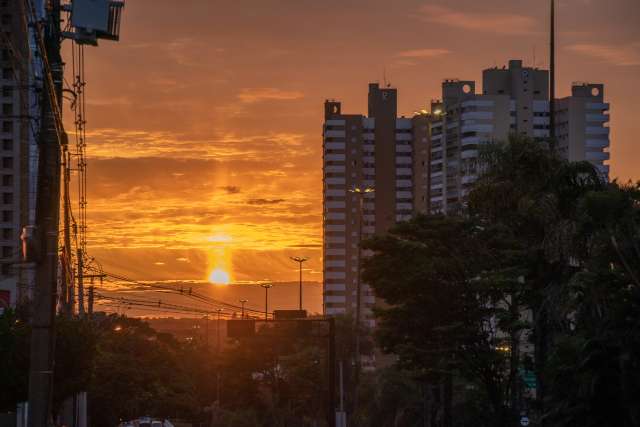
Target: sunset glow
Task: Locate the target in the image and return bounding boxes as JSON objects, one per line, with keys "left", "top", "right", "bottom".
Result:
{"left": 66, "top": 0, "right": 637, "bottom": 291}
{"left": 208, "top": 268, "right": 231, "bottom": 285}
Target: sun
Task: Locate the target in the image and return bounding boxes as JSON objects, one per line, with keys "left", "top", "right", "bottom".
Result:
{"left": 208, "top": 268, "right": 230, "bottom": 285}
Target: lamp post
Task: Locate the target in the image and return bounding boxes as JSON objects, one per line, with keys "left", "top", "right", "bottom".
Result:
{"left": 289, "top": 256, "right": 308, "bottom": 311}
{"left": 215, "top": 309, "right": 223, "bottom": 353}
{"left": 204, "top": 314, "right": 209, "bottom": 349}
{"left": 239, "top": 299, "right": 248, "bottom": 319}
{"left": 348, "top": 185, "right": 374, "bottom": 412}
{"left": 260, "top": 283, "right": 273, "bottom": 320}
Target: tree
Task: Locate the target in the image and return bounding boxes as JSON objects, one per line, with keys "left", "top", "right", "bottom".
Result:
{"left": 363, "top": 135, "right": 640, "bottom": 426}
{"left": 0, "top": 310, "right": 29, "bottom": 412}
{"left": 362, "top": 214, "right": 516, "bottom": 426}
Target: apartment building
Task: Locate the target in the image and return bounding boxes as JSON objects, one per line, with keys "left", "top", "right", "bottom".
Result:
{"left": 0, "top": 0, "right": 40, "bottom": 309}
{"left": 322, "top": 83, "right": 429, "bottom": 322}
{"left": 556, "top": 83, "right": 610, "bottom": 177}
{"left": 428, "top": 59, "right": 609, "bottom": 213}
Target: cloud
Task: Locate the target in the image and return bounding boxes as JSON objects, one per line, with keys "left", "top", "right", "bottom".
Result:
{"left": 84, "top": 128, "right": 311, "bottom": 161}
{"left": 566, "top": 43, "right": 640, "bottom": 66}
{"left": 396, "top": 48, "right": 450, "bottom": 58}
{"left": 247, "top": 198, "right": 286, "bottom": 205}
{"left": 416, "top": 4, "right": 537, "bottom": 35}
{"left": 237, "top": 88, "right": 304, "bottom": 103}
{"left": 220, "top": 185, "right": 241, "bottom": 194}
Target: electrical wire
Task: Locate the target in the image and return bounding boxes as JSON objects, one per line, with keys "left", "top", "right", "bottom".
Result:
{"left": 86, "top": 266, "right": 271, "bottom": 317}
{"left": 94, "top": 293, "right": 243, "bottom": 318}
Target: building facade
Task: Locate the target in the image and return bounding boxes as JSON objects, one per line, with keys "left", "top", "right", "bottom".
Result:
{"left": 556, "top": 83, "right": 610, "bottom": 177}
{"left": 428, "top": 59, "right": 609, "bottom": 213}
{"left": 322, "top": 61, "right": 610, "bottom": 323}
{"left": 0, "top": 0, "right": 41, "bottom": 309}
{"left": 322, "top": 84, "right": 429, "bottom": 323}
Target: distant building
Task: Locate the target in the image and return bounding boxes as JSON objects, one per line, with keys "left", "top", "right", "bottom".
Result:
{"left": 322, "top": 60, "right": 611, "bottom": 322}
{"left": 556, "top": 83, "right": 610, "bottom": 177}
{"left": 0, "top": 0, "right": 42, "bottom": 308}
{"left": 427, "top": 59, "right": 609, "bottom": 214}
{"left": 322, "top": 83, "right": 429, "bottom": 324}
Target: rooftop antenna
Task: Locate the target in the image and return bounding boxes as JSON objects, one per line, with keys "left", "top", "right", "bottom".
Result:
{"left": 383, "top": 67, "right": 391, "bottom": 88}
{"left": 549, "top": 0, "right": 556, "bottom": 143}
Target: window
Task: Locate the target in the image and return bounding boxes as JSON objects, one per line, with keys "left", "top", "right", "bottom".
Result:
{"left": 2, "top": 139, "right": 9, "bottom": 150}
{"left": 2, "top": 104, "right": 12, "bottom": 115}
{"left": 1, "top": 175, "right": 11, "bottom": 186}
{"left": 1, "top": 228, "right": 10, "bottom": 239}
{"left": 2, "top": 68, "right": 11, "bottom": 79}
{"left": 1, "top": 86, "right": 11, "bottom": 97}
{"left": 2, "top": 193, "right": 11, "bottom": 204}
{"left": 1, "top": 121, "right": 10, "bottom": 133}
{"left": 2, "top": 157, "right": 11, "bottom": 168}
{"left": 0, "top": 14, "right": 10, "bottom": 25}
{"left": 1, "top": 245, "right": 11, "bottom": 257}
{"left": 2, "top": 210, "right": 10, "bottom": 222}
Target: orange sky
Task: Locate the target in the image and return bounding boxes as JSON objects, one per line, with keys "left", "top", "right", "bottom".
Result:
{"left": 63, "top": 0, "right": 640, "bottom": 310}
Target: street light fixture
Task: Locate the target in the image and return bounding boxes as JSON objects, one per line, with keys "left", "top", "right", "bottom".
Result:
{"left": 260, "top": 283, "right": 273, "bottom": 320}
{"left": 347, "top": 185, "right": 374, "bottom": 404}
{"left": 289, "top": 256, "right": 308, "bottom": 311}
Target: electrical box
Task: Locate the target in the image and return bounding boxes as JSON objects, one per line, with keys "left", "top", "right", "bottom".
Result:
{"left": 71, "top": 0, "right": 110, "bottom": 34}
{"left": 65, "top": 0, "right": 125, "bottom": 45}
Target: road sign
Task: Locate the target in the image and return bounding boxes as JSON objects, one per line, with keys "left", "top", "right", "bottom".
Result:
{"left": 519, "top": 369, "right": 537, "bottom": 389}
{"left": 520, "top": 416, "right": 530, "bottom": 426}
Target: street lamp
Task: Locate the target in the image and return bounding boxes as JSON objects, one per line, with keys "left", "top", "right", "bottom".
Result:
{"left": 348, "top": 185, "right": 374, "bottom": 411}
{"left": 215, "top": 308, "right": 223, "bottom": 353}
{"left": 289, "top": 256, "right": 308, "bottom": 311}
{"left": 260, "top": 283, "right": 273, "bottom": 320}
{"left": 239, "top": 299, "right": 248, "bottom": 319}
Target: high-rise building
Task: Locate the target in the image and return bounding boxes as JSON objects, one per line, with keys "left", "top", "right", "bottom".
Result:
{"left": 322, "top": 84, "right": 429, "bottom": 322}
{"left": 428, "top": 59, "right": 609, "bottom": 213}
{"left": 0, "top": 0, "right": 41, "bottom": 309}
{"left": 322, "top": 61, "right": 611, "bottom": 322}
{"left": 556, "top": 83, "right": 610, "bottom": 177}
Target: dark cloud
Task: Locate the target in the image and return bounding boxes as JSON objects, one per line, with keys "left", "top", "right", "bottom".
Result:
{"left": 247, "top": 198, "right": 286, "bottom": 205}
{"left": 220, "top": 185, "right": 241, "bottom": 194}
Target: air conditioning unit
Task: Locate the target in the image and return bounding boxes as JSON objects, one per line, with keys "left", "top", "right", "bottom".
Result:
{"left": 65, "top": 0, "right": 124, "bottom": 45}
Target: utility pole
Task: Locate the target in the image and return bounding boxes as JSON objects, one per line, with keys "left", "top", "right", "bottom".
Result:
{"left": 239, "top": 299, "right": 247, "bottom": 319}
{"left": 549, "top": 0, "right": 556, "bottom": 143}
{"left": 77, "top": 248, "right": 84, "bottom": 315}
{"left": 28, "top": 0, "right": 63, "bottom": 425}
{"left": 87, "top": 286, "right": 94, "bottom": 316}
{"left": 289, "top": 256, "right": 308, "bottom": 311}
{"left": 327, "top": 317, "right": 336, "bottom": 427}
{"left": 60, "top": 147, "right": 71, "bottom": 316}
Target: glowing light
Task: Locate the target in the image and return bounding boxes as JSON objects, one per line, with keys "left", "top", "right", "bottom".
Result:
{"left": 209, "top": 268, "right": 230, "bottom": 285}
{"left": 208, "top": 233, "right": 233, "bottom": 243}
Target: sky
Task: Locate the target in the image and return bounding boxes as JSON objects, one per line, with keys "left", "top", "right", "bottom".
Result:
{"left": 63, "top": 0, "right": 640, "bottom": 312}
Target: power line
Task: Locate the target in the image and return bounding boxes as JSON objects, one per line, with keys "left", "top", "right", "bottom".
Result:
{"left": 87, "top": 268, "right": 270, "bottom": 317}
{"left": 94, "top": 293, "right": 243, "bottom": 318}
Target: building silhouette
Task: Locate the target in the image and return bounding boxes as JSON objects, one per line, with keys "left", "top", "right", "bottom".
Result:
{"left": 322, "top": 59, "right": 610, "bottom": 324}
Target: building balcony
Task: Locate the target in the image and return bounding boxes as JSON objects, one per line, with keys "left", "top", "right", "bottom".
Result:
{"left": 324, "top": 130, "right": 346, "bottom": 138}
{"left": 586, "top": 127, "right": 609, "bottom": 135}
{"left": 586, "top": 151, "right": 610, "bottom": 162}
{"left": 586, "top": 113, "right": 610, "bottom": 123}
